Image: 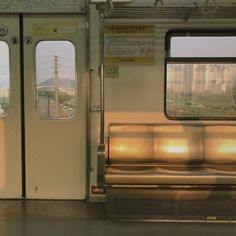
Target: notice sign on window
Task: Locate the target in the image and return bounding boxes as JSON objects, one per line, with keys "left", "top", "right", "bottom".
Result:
{"left": 104, "top": 25, "right": 155, "bottom": 65}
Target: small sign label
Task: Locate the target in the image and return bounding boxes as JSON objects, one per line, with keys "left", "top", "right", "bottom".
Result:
{"left": 104, "top": 66, "right": 119, "bottom": 79}
{"left": 91, "top": 186, "right": 106, "bottom": 194}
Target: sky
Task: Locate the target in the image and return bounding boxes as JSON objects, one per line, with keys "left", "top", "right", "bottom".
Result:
{"left": 0, "top": 40, "right": 76, "bottom": 87}
{"left": 171, "top": 37, "right": 236, "bottom": 57}
{"left": 36, "top": 41, "right": 76, "bottom": 84}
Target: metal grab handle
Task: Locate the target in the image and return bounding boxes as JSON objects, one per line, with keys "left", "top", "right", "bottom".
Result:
{"left": 153, "top": 0, "right": 164, "bottom": 14}
{"left": 105, "top": 0, "right": 114, "bottom": 17}
{"left": 202, "top": 0, "right": 218, "bottom": 15}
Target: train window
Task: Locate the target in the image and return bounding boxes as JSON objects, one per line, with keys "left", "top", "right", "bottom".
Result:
{"left": 0, "top": 41, "right": 10, "bottom": 118}
{"left": 165, "top": 32, "right": 236, "bottom": 119}
{"left": 36, "top": 41, "right": 76, "bottom": 119}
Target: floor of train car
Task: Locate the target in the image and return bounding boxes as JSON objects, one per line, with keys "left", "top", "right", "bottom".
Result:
{"left": 0, "top": 201, "right": 236, "bottom": 236}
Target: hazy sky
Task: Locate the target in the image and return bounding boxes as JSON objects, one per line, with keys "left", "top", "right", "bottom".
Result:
{"left": 0, "top": 40, "right": 76, "bottom": 87}
{"left": 36, "top": 41, "right": 76, "bottom": 84}
{"left": 171, "top": 37, "right": 236, "bottom": 57}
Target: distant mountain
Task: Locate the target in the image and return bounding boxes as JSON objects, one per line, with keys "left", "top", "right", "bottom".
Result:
{"left": 37, "top": 78, "right": 75, "bottom": 88}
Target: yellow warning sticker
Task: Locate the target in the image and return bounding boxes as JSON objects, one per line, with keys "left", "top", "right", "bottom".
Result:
{"left": 104, "top": 25, "right": 154, "bottom": 34}
{"left": 105, "top": 57, "right": 153, "bottom": 64}
{"left": 33, "top": 24, "right": 77, "bottom": 36}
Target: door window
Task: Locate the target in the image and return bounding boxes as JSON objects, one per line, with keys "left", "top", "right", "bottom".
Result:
{"left": 0, "top": 41, "right": 10, "bottom": 118}
{"left": 36, "top": 40, "right": 76, "bottom": 119}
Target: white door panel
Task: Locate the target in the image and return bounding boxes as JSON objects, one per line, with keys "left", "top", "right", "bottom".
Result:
{"left": 0, "top": 15, "right": 86, "bottom": 199}
{"left": 24, "top": 15, "right": 86, "bottom": 199}
{"left": 0, "top": 16, "right": 21, "bottom": 198}
{"left": 24, "top": 16, "right": 86, "bottom": 199}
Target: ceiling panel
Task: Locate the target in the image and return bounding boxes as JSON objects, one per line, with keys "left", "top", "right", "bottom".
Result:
{"left": 105, "top": 0, "right": 236, "bottom": 19}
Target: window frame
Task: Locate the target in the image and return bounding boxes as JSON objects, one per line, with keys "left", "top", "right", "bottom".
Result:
{"left": 34, "top": 39, "right": 78, "bottom": 120}
{"left": 165, "top": 29, "right": 236, "bottom": 120}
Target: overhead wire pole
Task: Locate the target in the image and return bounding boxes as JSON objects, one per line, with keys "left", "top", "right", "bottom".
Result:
{"left": 52, "top": 55, "right": 60, "bottom": 116}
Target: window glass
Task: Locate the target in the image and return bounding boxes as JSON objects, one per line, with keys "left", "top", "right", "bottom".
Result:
{"left": 166, "top": 33, "right": 236, "bottom": 119}
{"left": 170, "top": 36, "right": 236, "bottom": 58}
{"left": 166, "top": 64, "right": 236, "bottom": 118}
{"left": 36, "top": 41, "right": 76, "bottom": 119}
{"left": 0, "top": 41, "right": 10, "bottom": 118}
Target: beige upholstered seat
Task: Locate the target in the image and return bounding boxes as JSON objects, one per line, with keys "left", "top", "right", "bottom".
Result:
{"left": 105, "top": 124, "right": 236, "bottom": 186}
{"left": 154, "top": 125, "right": 203, "bottom": 164}
{"left": 109, "top": 125, "right": 155, "bottom": 164}
{"left": 204, "top": 126, "right": 236, "bottom": 164}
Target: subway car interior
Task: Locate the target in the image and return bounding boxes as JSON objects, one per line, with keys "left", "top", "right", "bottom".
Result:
{"left": 1, "top": 0, "right": 236, "bottom": 235}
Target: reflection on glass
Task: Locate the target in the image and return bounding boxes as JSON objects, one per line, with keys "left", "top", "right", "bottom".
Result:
{"left": 0, "top": 41, "right": 9, "bottom": 118}
{"left": 36, "top": 41, "right": 76, "bottom": 119}
{"left": 166, "top": 64, "right": 236, "bottom": 118}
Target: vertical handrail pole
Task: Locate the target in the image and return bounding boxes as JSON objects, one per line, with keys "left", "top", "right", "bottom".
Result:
{"left": 99, "top": 11, "right": 105, "bottom": 147}
{"left": 97, "top": 7, "right": 106, "bottom": 187}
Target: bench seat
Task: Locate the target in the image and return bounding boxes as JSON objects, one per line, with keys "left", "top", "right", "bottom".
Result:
{"left": 105, "top": 124, "right": 236, "bottom": 186}
{"left": 104, "top": 124, "right": 236, "bottom": 220}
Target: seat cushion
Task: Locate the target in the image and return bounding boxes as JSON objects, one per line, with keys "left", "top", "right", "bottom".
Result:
{"left": 108, "top": 124, "right": 203, "bottom": 165}
{"left": 204, "top": 126, "right": 236, "bottom": 164}
{"left": 105, "top": 166, "right": 236, "bottom": 185}
{"left": 109, "top": 125, "right": 155, "bottom": 164}
{"left": 154, "top": 125, "right": 203, "bottom": 164}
